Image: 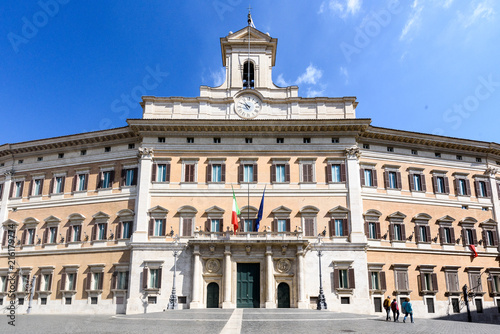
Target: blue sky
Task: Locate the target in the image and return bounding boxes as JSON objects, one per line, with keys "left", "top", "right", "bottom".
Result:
{"left": 1, "top": 0, "right": 499, "bottom": 145}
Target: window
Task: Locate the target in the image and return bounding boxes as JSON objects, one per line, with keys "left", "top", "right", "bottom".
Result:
{"left": 412, "top": 214, "right": 432, "bottom": 243}
{"left": 276, "top": 138, "right": 284, "bottom": 144}
{"left": 20, "top": 275, "right": 30, "bottom": 292}
{"left": 182, "top": 218, "right": 193, "bottom": 237}
{"left": 367, "top": 264, "right": 387, "bottom": 292}
{"left": 152, "top": 163, "right": 170, "bottom": 183}
{"left": 30, "top": 178, "right": 43, "bottom": 196}
{"left": 383, "top": 169, "right": 401, "bottom": 189}
{"left": 149, "top": 218, "right": 166, "bottom": 237}
{"left": 73, "top": 173, "right": 88, "bottom": 192}
{"left": 456, "top": 155, "right": 463, "bottom": 161}
{"left": 211, "top": 219, "right": 221, "bottom": 232}
{"left": 69, "top": 225, "right": 81, "bottom": 242}
{"left": 43, "top": 226, "right": 58, "bottom": 244}
{"left": 303, "top": 138, "right": 311, "bottom": 144}
{"left": 58, "top": 153, "right": 64, "bottom": 159}
{"left": 37, "top": 157, "right": 43, "bottom": 161}
{"left": 411, "top": 150, "right": 418, "bottom": 155}
{"left": 300, "top": 162, "right": 314, "bottom": 183}
{"left": 467, "top": 271, "right": 482, "bottom": 293}
{"left": 121, "top": 168, "right": 138, "bottom": 186}
{"left": 332, "top": 138, "right": 339, "bottom": 143}
{"left": 454, "top": 177, "right": 471, "bottom": 196}
{"left": 12, "top": 181, "right": 24, "bottom": 198}
{"left": 143, "top": 267, "right": 162, "bottom": 289}
{"left": 368, "top": 222, "right": 377, "bottom": 239}
{"left": 86, "top": 271, "right": 103, "bottom": 291}
{"left": 40, "top": 274, "right": 52, "bottom": 292}
{"left": 213, "top": 137, "right": 221, "bottom": 143}
{"left": 333, "top": 265, "right": 355, "bottom": 291}
{"left": 439, "top": 226, "right": 455, "bottom": 245}
{"left": 488, "top": 272, "right": 500, "bottom": 296}
{"left": 53, "top": 176, "right": 65, "bottom": 194}
{"left": 272, "top": 218, "right": 290, "bottom": 234}
{"left": 118, "top": 221, "right": 132, "bottom": 239}
{"left": 409, "top": 172, "right": 426, "bottom": 192}
{"left": 475, "top": 179, "right": 491, "bottom": 198}
{"left": 484, "top": 230, "right": 498, "bottom": 246}
{"left": 91, "top": 222, "right": 107, "bottom": 241}
{"left": 207, "top": 163, "right": 225, "bottom": 183}
{"left": 239, "top": 163, "right": 257, "bottom": 183}
{"left": 114, "top": 271, "right": 129, "bottom": 290}
{"left": 418, "top": 266, "right": 438, "bottom": 293}
{"left": 183, "top": 163, "right": 196, "bottom": 183}
{"left": 435, "top": 152, "right": 441, "bottom": 158}
{"left": 444, "top": 269, "right": 460, "bottom": 294}
{"left": 363, "top": 144, "right": 370, "bottom": 149}
{"left": 65, "top": 297, "right": 72, "bottom": 305}
{"left": 360, "top": 168, "right": 377, "bottom": 187}
{"left": 387, "top": 212, "right": 407, "bottom": 242}
{"left": 461, "top": 227, "right": 477, "bottom": 246}
{"left": 427, "top": 298, "right": 435, "bottom": 313}
{"left": 240, "top": 219, "right": 252, "bottom": 232}
{"left": 80, "top": 150, "right": 87, "bottom": 156}
{"left": 245, "top": 138, "right": 252, "bottom": 144}
{"left": 243, "top": 61, "right": 254, "bottom": 89}
{"left": 22, "top": 228, "right": 36, "bottom": 245}
{"left": 98, "top": 170, "right": 114, "bottom": 189}
{"left": 158, "top": 137, "right": 165, "bottom": 143}
{"left": 393, "top": 266, "right": 410, "bottom": 293}
{"left": 187, "top": 137, "right": 194, "bottom": 143}
{"left": 303, "top": 218, "right": 315, "bottom": 237}
{"left": 62, "top": 272, "right": 77, "bottom": 291}
{"left": 387, "top": 147, "right": 394, "bottom": 152}
{"left": 104, "top": 147, "right": 111, "bottom": 152}
{"left": 128, "top": 143, "right": 135, "bottom": 149}
{"left": 327, "top": 163, "right": 346, "bottom": 183}
{"left": 371, "top": 272, "right": 380, "bottom": 289}
{"left": 271, "top": 163, "right": 289, "bottom": 183}
{"left": 432, "top": 175, "right": 449, "bottom": 194}
{"left": 476, "top": 157, "right": 482, "bottom": 163}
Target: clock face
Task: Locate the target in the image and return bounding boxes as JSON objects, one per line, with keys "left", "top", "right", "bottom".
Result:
{"left": 235, "top": 95, "right": 261, "bottom": 119}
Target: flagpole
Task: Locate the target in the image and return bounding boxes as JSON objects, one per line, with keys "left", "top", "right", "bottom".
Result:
{"left": 248, "top": 182, "right": 250, "bottom": 230}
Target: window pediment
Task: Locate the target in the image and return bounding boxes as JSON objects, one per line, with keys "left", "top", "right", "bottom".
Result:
{"left": 2, "top": 219, "right": 19, "bottom": 227}
{"left": 178, "top": 205, "right": 198, "bottom": 214}
{"left": 436, "top": 215, "right": 455, "bottom": 225}
{"left": 364, "top": 209, "right": 382, "bottom": 220}
{"left": 299, "top": 205, "right": 320, "bottom": 215}
{"left": 44, "top": 215, "right": 61, "bottom": 226}
{"left": 387, "top": 211, "right": 406, "bottom": 222}
{"left": 23, "top": 217, "right": 40, "bottom": 227}
{"left": 459, "top": 217, "right": 478, "bottom": 226}
{"left": 479, "top": 219, "right": 497, "bottom": 227}
{"left": 205, "top": 206, "right": 225, "bottom": 215}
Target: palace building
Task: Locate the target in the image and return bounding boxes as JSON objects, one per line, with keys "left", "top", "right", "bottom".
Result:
{"left": 1, "top": 18, "right": 500, "bottom": 320}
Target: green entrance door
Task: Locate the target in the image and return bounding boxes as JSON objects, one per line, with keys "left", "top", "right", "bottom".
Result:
{"left": 237, "top": 263, "right": 260, "bottom": 308}
{"left": 277, "top": 282, "right": 290, "bottom": 308}
{"left": 207, "top": 282, "right": 219, "bottom": 308}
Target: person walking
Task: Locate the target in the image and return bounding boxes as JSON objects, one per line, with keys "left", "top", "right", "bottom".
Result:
{"left": 391, "top": 298, "right": 399, "bottom": 322}
{"left": 383, "top": 296, "right": 391, "bottom": 321}
{"left": 402, "top": 298, "right": 414, "bottom": 323}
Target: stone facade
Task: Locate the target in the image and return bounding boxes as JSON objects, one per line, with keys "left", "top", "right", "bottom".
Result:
{"left": 0, "top": 23, "right": 499, "bottom": 321}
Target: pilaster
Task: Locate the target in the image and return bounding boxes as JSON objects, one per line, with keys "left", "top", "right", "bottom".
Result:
{"left": 222, "top": 245, "right": 233, "bottom": 308}
{"left": 296, "top": 246, "right": 307, "bottom": 309}
{"left": 265, "top": 246, "right": 275, "bottom": 308}
{"left": 190, "top": 245, "right": 203, "bottom": 308}
{"left": 131, "top": 148, "right": 153, "bottom": 243}
{"left": 345, "top": 146, "right": 366, "bottom": 243}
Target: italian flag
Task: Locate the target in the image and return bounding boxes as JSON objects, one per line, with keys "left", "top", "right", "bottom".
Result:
{"left": 231, "top": 187, "right": 240, "bottom": 234}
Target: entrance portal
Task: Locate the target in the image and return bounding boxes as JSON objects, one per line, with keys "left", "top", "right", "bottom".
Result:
{"left": 237, "top": 263, "right": 260, "bottom": 308}
{"left": 277, "top": 282, "right": 290, "bottom": 308}
{"left": 207, "top": 282, "right": 219, "bottom": 308}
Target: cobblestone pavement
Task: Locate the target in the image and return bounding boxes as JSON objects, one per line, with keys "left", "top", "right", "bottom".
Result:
{"left": 1, "top": 309, "right": 499, "bottom": 334}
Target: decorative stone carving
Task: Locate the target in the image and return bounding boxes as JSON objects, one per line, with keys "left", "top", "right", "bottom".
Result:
{"left": 138, "top": 147, "right": 154, "bottom": 158}
{"left": 276, "top": 259, "right": 291, "bottom": 274}
{"left": 345, "top": 146, "right": 361, "bottom": 159}
{"left": 245, "top": 245, "right": 251, "bottom": 254}
{"left": 205, "top": 259, "right": 220, "bottom": 273}
{"left": 485, "top": 167, "right": 498, "bottom": 176}
{"left": 281, "top": 244, "right": 287, "bottom": 255}
{"left": 209, "top": 245, "right": 215, "bottom": 254}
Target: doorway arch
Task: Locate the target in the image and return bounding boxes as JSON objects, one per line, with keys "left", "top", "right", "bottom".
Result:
{"left": 207, "top": 282, "right": 219, "bottom": 308}
{"left": 277, "top": 282, "right": 290, "bottom": 308}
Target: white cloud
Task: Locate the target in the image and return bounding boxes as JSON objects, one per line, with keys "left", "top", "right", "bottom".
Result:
{"left": 306, "top": 88, "right": 325, "bottom": 98}
{"left": 443, "top": 0, "right": 454, "bottom": 9}
{"left": 296, "top": 64, "right": 323, "bottom": 85}
{"left": 319, "top": 0, "right": 362, "bottom": 18}
{"left": 400, "top": 0, "right": 423, "bottom": 41}
{"left": 210, "top": 68, "right": 225, "bottom": 87}
{"left": 461, "top": 1, "right": 495, "bottom": 28}
{"left": 275, "top": 73, "right": 290, "bottom": 87}
{"left": 339, "top": 66, "right": 349, "bottom": 84}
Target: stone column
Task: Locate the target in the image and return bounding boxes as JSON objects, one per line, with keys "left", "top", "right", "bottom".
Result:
{"left": 345, "top": 146, "right": 366, "bottom": 243}
{"left": 265, "top": 246, "right": 275, "bottom": 308}
{"left": 485, "top": 167, "right": 500, "bottom": 251}
{"left": 222, "top": 245, "right": 233, "bottom": 308}
{"left": 296, "top": 245, "right": 307, "bottom": 308}
{"left": 0, "top": 171, "right": 13, "bottom": 242}
{"left": 190, "top": 245, "right": 202, "bottom": 308}
{"left": 131, "top": 148, "right": 153, "bottom": 243}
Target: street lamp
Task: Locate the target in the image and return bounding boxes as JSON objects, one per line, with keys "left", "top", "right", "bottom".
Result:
{"left": 167, "top": 236, "right": 180, "bottom": 310}
{"left": 316, "top": 236, "right": 327, "bottom": 310}
{"left": 462, "top": 270, "right": 493, "bottom": 322}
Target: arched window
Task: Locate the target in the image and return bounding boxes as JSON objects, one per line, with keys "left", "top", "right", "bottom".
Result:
{"left": 243, "top": 61, "right": 254, "bottom": 89}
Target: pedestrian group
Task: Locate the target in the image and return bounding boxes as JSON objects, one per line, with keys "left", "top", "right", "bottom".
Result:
{"left": 383, "top": 296, "right": 413, "bottom": 323}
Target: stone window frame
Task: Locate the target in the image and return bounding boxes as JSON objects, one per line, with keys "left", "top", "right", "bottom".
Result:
{"left": 86, "top": 264, "right": 105, "bottom": 295}
{"left": 178, "top": 205, "right": 197, "bottom": 237}
{"left": 391, "top": 263, "right": 412, "bottom": 296}
{"left": 116, "top": 209, "right": 134, "bottom": 240}
{"left": 61, "top": 264, "right": 80, "bottom": 297}
{"left": 148, "top": 206, "right": 168, "bottom": 238}
{"left": 206, "top": 158, "right": 226, "bottom": 184}
{"left": 142, "top": 260, "right": 164, "bottom": 293}
{"left": 459, "top": 217, "right": 478, "bottom": 246}
{"left": 465, "top": 267, "right": 485, "bottom": 296}
{"left": 479, "top": 219, "right": 499, "bottom": 248}
{"left": 16, "top": 266, "right": 33, "bottom": 294}
{"left": 359, "top": 163, "right": 378, "bottom": 188}
{"left": 387, "top": 211, "right": 407, "bottom": 243}
{"left": 91, "top": 211, "right": 110, "bottom": 242}
{"left": 42, "top": 216, "right": 61, "bottom": 245}
{"left": 49, "top": 171, "right": 67, "bottom": 195}
{"left": 10, "top": 176, "right": 26, "bottom": 199}
{"left": 367, "top": 263, "right": 387, "bottom": 294}
{"left": 271, "top": 205, "right": 292, "bottom": 233}
{"left": 299, "top": 205, "right": 319, "bottom": 237}
{"left": 412, "top": 213, "right": 432, "bottom": 244}
{"left": 239, "top": 205, "right": 259, "bottom": 233}
{"left": 21, "top": 217, "right": 40, "bottom": 246}
{"left": 473, "top": 175, "right": 492, "bottom": 198}
{"left": 72, "top": 168, "right": 90, "bottom": 193}
{"left": 270, "top": 158, "right": 291, "bottom": 184}
{"left": 333, "top": 261, "right": 355, "bottom": 294}
{"left": 36, "top": 266, "right": 55, "bottom": 300}
{"left": 297, "top": 158, "right": 317, "bottom": 184}
{"left": 430, "top": 170, "right": 450, "bottom": 194}
{"left": 96, "top": 165, "right": 115, "bottom": 190}
{"left": 151, "top": 158, "right": 171, "bottom": 183}
{"left": 181, "top": 158, "right": 199, "bottom": 184}
{"left": 442, "top": 265, "right": 461, "bottom": 296}
{"left": 436, "top": 215, "right": 456, "bottom": 245}
{"left": 364, "top": 209, "right": 382, "bottom": 240}
{"left": 407, "top": 167, "right": 427, "bottom": 193}
{"left": 382, "top": 164, "right": 402, "bottom": 190}
{"left": 111, "top": 263, "right": 130, "bottom": 292}
{"left": 452, "top": 172, "right": 471, "bottom": 197}
{"left": 486, "top": 268, "right": 500, "bottom": 297}
{"left": 120, "top": 164, "right": 138, "bottom": 188}
{"left": 1, "top": 219, "right": 19, "bottom": 248}
{"left": 325, "top": 158, "right": 347, "bottom": 184}
{"left": 417, "top": 265, "right": 438, "bottom": 295}
{"left": 204, "top": 205, "right": 225, "bottom": 233}
{"left": 238, "top": 158, "right": 258, "bottom": 184}
{"left": 66, "top": 213, "right": 85, "bottom": 243}
{"left": 328, "top": 206, "right": 349, "bottom": 238}
{"left": 28, "top": 173, "right": 46, "bottom": 198}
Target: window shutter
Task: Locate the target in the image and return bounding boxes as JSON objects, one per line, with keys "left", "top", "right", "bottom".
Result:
{"left": 305, "top": 218, "right": 314, "bottom": 237}
{"left": 91, "top": 225, "right": 97, "bottom": 241}
{"left": 329, "top": 218, "right": 335, "bottom": 237}
{"left": 36, "top": 275, "right": 41, "bottom": 291}
{"left": 72, "top": 175, "right": 77, "bottom": 192}
{"left": 439, "top": 226, "right": 445, "bottom": 244}
{"left": 165, "top": 164, "right": 171, "bottom": 182}
{"left": 0, "top": 184, "right": 2, "bottom": 201}
{"left": 326, "top": 164, "right": 332, "bottom": 183}
{"left": 342, "top": 219, "right": 349, "bottom": 236}
{"left": 461, "top": 229, "right": 467, "bottom": 246}
{"left": 431, "top": 273, "right": 438, "bottom": 291}
{"left": 375, "top": 222, "right": 381, "bottom": 239}
{"left": 29, "top": 179, "right": 34, "bottom": 196}
{"left": 472, "top": 229, "right": 478, "bottom": 246}
{"left": 42, "top": 228, "right": 48, "bottom": 244}
{"left": 49, "top": 177, "right": 55, "bottom": 194}
{"left": 2, "top": 231, "right": 7, "bottom": 246}
{"left": 205, "top": 219, "right": 211, "bottom": 232}
{"left": 238, "top": 165, "right": 243, "bottom": 182}
{"left": 121, "top": 168, "right": 126, "bottom": 186}
{"left": 498, "top": 183, "right": 500, "bottom": 197}
{"left": 148, "top": 219, "right": 154, "bottom": 236}
{"left": 151, "top": 164, "right": 157, "bottom": 182}
{"left": 348, "top": 268, "right": 355, "bottom": 289}
{"left": 384, "top": 171, "right": 390, "bottom": 189}
{"left": 103, "top": 223, "right": 107, "bottom": 239}
{"left": 485, "top": 180, "right": 492, "bottom": 198}
{"left": 157, "top": 267, "right": 162, "bottom": 289}
{"left": 453, "top": 178, "right": 458, "bottom": 195}
{"left": 124, "top": 271, "right": 129, "bottom": 290}
{"left": 132, "top": 168, "right": 138, "bottom": 185}
{"left": 77, "top": 226, "right": 82, "bottom": 241}
{"left": 396, "top": 172, "right": 402, "bottom": 189}
{"left": 219, "top": 219, "right": 224, "bottom": 232}
{"left": 61, "top": 273, "right": 66, "bottom": 291}
{"left": 340, "top": 162, "right": 346, "bottom": 182}
{"left": 465, "top": 179, "right": 471, "bottom": 196}
{"left": 66, "top": 227, "right": 72, "bottom": 243}
{"left": 83, "top": 174, "right": 88, "bottom": 190}
{"left": 116, "top": 222, "right": 122, "bottom": 239}
{"left": 474, "top": 180, "right": 480, "bottom": 197}
{"left": 450, "top": 227, "right": 455, "bottom": 244}
{"left": 285, "top": 164, "right": 290, "bottom": 183}
{"left": 364, "top": 221, "right": 369, "bottom": 238}
{"left": 111, "top": 272, "right": 117, "bottom": 290}
{"left": 221, "top": 164, "right": 226, "bottom": 182}
{"left": 401, "top": 224, "right": 406, "bottom": 240}
{"left": 414, "top": 225, "right": 419, "bottom": 243}
{"left": 184, "top": 164, "right": 190, "bottom": 182}
{"left": 380, "top": 271, "right": 387, "bottom": 290}
{"left": 432, "top": 176, "right": 438, "bottom": 193}
{"left": 421, "top": 174, "right": 427, "bottom": 192}
{"left": 47, "top": 274, "right": 52, "bottom": 291}
{"left": 372, "top": 169, "right": 378, "bottom": 187}
{"left": 86, "top": 272, "right": 91, "bottom": 290}
{"left": 419, "top": 273, "right": 425, "bottom": 292}
{"left": 183, "top": 218, "right": 192, "bottom": 236}
{"left": 99, "top": 272, "right": 104, "bottom": 290}
{"left": 493, "top": 229, "right": 499, "bottom": 246}
{"left": 39, "top": 179, "right": 44, "bottom": 194}
{"left": 444, "top": 177, "right": 450, "bottom": 194}
{"left": 272, "top": 218, "right": 278, "bottom": 232}
{"left": 9, "top": 183, "right": 14, "bottom": 198}
{"left": 389, "top": 224, "right": 394, "bottom": 241}
{"left": 333, "top": 268, "right": 339, "bottom": 290}
{"left": 253, "top": 163, "right": 258, "bottom": 182}
{"left": 368, "top": 271, "right": 372, "bottom": 289}
{"left": 161, "top": 219, "right": 166, "bottom": 236}
{"left": 110, "top": 171, "right": 115, "bottom": 186}
{"left": 359, "top": 168, "right": 365, "bottom": 186}
{"left": 271, "top": 164, "right": 276, "bottom": 183}
{"left": 21, "top": 230, "right": 26, "bottom": 245}
{"left": 487, "top": 278, "right": 494, "bottom": 294}
{"left": 142, "top": 268, "right": 148, "bottom": 289}
{"left": 97, "top": 172, "right": 103, "bottom": 189}
{"left": 206, "top": 164, "right": 212, "bottom": 183}
{"left": 285, "top": 219, "right": 291, "bottom": 232}
{"left": 239, "top": 219, "right": 244, "bottom": 232}
{"left": 409, "top": 173, "right": 415, "bottom": 191}
{"left": 481, "top": 230, "right": 487, "bottom": 246}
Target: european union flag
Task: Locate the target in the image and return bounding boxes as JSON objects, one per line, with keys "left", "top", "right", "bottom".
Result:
{"left": 255, "top": 186, "right": 266, "bottom": 231}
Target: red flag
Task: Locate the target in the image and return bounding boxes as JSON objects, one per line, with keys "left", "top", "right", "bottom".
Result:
{"left": 469, "top": 244, "right": 478, "bottom": 258}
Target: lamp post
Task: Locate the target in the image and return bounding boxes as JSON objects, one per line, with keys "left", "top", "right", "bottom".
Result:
{"left": 316, "top": 236, "right": 327, "bottom": 310}
{"left": 462, "top": 271, "right": 492, "bottom": 322}
{"left": 167, "top": 236, "right": 180, "bottom": 309}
